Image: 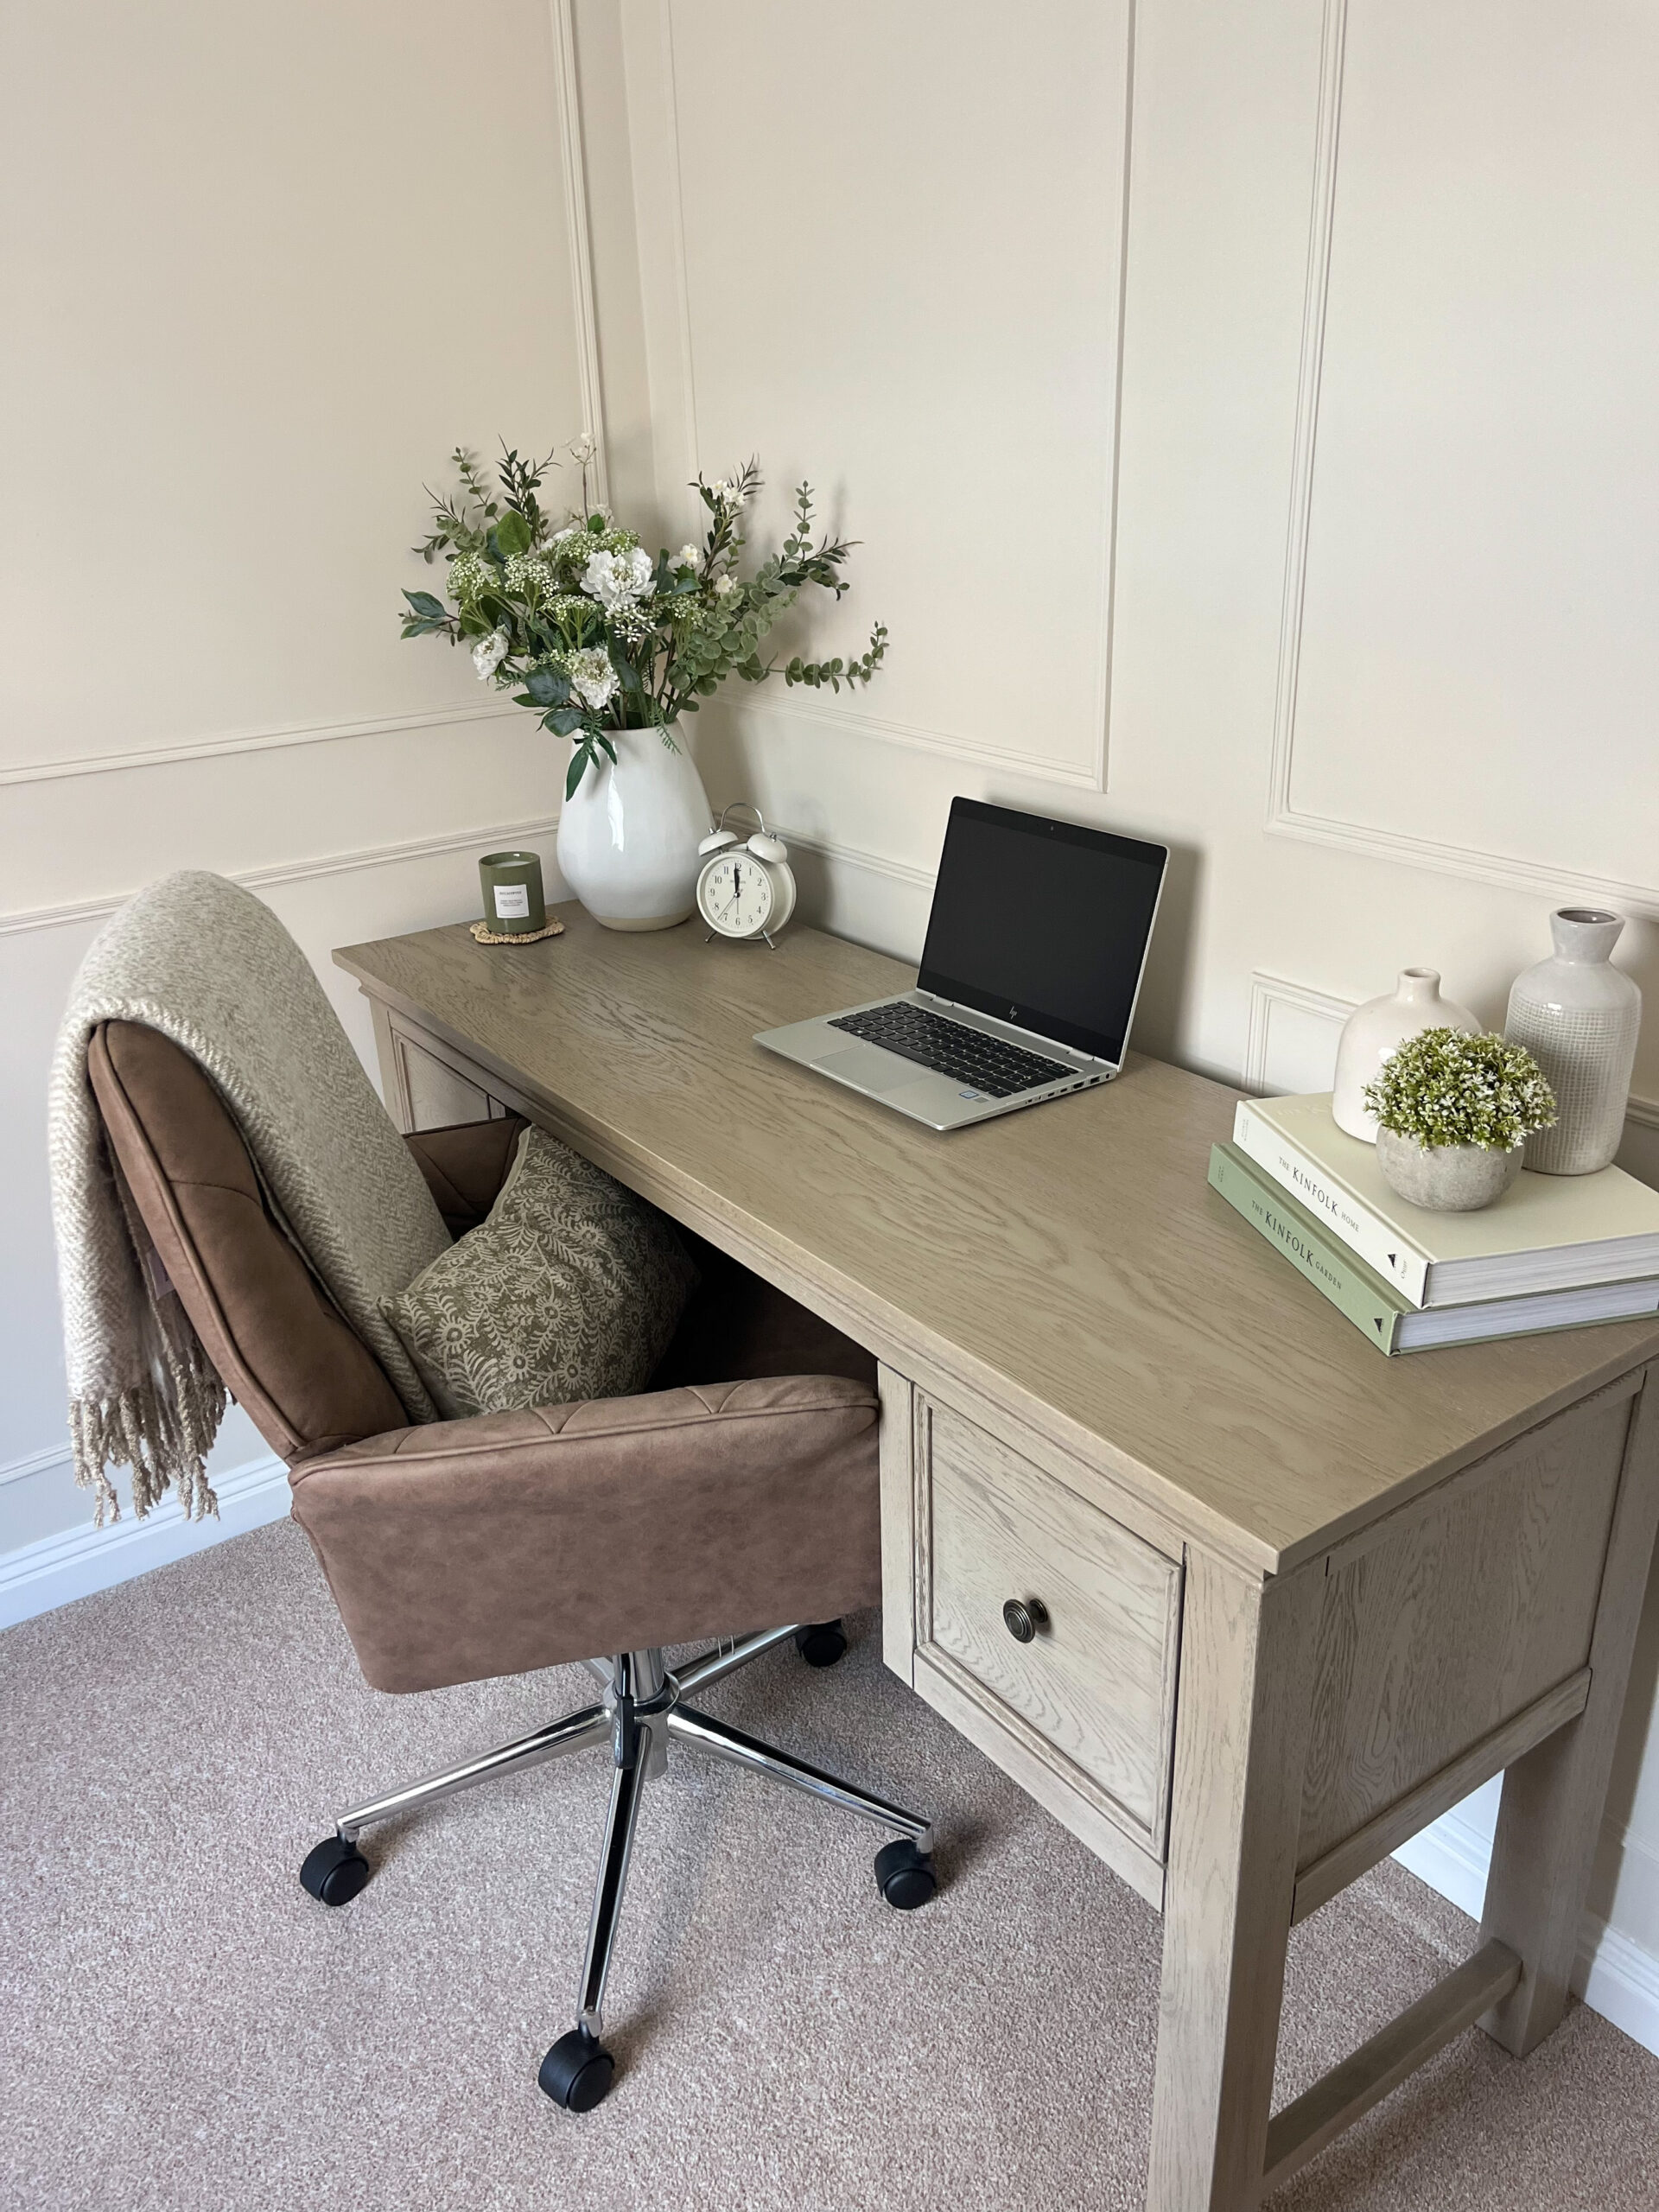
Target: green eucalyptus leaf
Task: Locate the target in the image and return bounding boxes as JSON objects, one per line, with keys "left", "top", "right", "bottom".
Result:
{"left": 565, "top": 742, "right": 593, "bottom": 800}
{"left": 550, "top": 706, "right": 586, "bottom": 737}
{"left": 494, "top": 509, "right": 532, "bottom": 557}
{"left": 525, "top": 665, "right": 570, "bottom": 708}
{"left": 403, "top": 588, "right": 447, "bottom": 619}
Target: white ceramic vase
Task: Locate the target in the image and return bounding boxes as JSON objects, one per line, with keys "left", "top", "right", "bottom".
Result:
{"left": 555, "top": 722, "right": 713, "bottom": 931}
{"left": 1331, "top": 969, "right": 1480, "bottom": 1141}
{"left": 1504, "top": 907, "right": 1641, "bottom": 1175}
{"left": 1375, "top": 1128, "right": 1523, "bottom": 1212}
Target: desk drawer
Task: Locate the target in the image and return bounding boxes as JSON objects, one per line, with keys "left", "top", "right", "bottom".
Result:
{"left": 906, "top": 1395, "right": 1182, "bottom": 1859}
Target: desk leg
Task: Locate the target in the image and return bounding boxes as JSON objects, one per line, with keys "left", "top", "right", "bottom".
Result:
{"left": 367, "top": 998, "right": 415, "bottom": 1133}
{"left": 1479, "top": 1367, "right": 1659, "bottom": 2057}
{"left": 1147, "top": 1550, "right": 1323, "bottom": 2212}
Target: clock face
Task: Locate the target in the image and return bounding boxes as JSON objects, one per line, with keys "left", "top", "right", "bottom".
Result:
{"left": 699, "top": 851, "right": 775, "bottom": 937}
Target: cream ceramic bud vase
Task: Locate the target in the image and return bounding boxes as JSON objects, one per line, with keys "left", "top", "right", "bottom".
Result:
{"left": 555, "top": 722, "right": 714, "bottom": 931}
{"left": 1331, "top": 969, "right": 1480, "bottom": 1141}
{"left": 1504, "top": 908, "right": 1641, "bottom": 1174}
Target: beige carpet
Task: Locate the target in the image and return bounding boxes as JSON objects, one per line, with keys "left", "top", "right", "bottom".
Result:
{"left": 3, "top": 1520, "right": 1656, "bottom": 2212}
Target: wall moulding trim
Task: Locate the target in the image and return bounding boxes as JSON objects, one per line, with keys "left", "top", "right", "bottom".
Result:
{"left": 619, "top": 0, "right": 1126, "bottom": 795}
{"left": 0, "top": 1442, "right": 72, "bottom": 1491}
{"left": 1244, "top": 969, "right": 1355, "bottom": 1094}
{"left": 7, "top": 15, "right": 600, "bottom": 800}
{"left": 1262, "top": 0, "right": 1659, "bottom": 919}
{"left": 0, "top": 801, "right": 924, "bottom": 940}
{"left": 0, "top": 699, "right": 521, "bottom": 791}
{"left": 781, "top": 825, "right": 935, "bottom": 893}
{"left": 0, "top": 812, "right": 560, "bottom": 938}
{"left": 732, "top": 694, "right": 1101, "bottom": 790}
{"left": 1270, "top": 810, "right": 1659, "bottom": 924}
{"left": 549, "top": 0, "right": 608, "bottom": 505}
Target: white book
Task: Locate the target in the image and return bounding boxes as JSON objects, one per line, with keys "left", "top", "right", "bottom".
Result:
{"left": 1232, "top": 1091, "right": 1659, "bottom": 1309}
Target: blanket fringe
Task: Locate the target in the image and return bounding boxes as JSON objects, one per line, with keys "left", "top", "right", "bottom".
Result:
{"left": 69, "top": 1315, "right": 227, "bottom": 1526}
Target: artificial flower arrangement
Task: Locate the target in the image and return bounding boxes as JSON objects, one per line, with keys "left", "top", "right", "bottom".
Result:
{"left": 1363, "top": 1027, "right": 1556, "bottom": 1153}
{"left": 399, "top": 438, "right": 888, "bottom": 797}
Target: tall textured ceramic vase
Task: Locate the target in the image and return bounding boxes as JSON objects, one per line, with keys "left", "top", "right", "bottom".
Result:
{"left": 555, "top": 722, "right": 713, "bottom": 931}
{"left": 1504, "top": 908, "right": 1640, "bottom": 1174}
{"left": 1331, "top": 969, "right": 1480, "bottom": 1141}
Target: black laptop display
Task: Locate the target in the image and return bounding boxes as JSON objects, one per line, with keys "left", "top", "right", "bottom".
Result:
{"left": 918, "top": 800, "right": 1167, "bottom": 1066}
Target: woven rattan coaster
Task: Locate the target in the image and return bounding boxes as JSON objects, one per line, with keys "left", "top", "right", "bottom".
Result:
{"left": 469, "top": 917, "right": 565, "bottom": 946}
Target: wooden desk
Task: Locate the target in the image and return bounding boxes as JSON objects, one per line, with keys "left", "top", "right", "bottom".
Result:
{"left": 337, "top": 908, "right": 1659, "bottom": 2211}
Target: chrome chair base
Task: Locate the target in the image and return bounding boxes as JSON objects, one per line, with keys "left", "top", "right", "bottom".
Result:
{"left": 298, "top": 1622, "right": 938, "bottom": 2109}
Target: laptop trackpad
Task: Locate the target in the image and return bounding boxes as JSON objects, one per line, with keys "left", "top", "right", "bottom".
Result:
{"left": 812, "top": 1044, "right": 919, "bottom": 1094}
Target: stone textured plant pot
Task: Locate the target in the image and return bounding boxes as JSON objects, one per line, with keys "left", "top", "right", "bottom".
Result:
{"left": 556, "top": 721, "right": 713, "bottom": 931}
{"left": 1331, "top": 968, "right": 1481, "bottom": 1142}
{"left": 1504, "top": 907, "right": 1641, "bottom": 1175}
{"left": 1375, "top": 1127, "right": 1523, "bottom": 1212}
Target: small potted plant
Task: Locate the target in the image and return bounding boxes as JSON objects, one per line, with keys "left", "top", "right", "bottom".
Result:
{"left": 1364, "top": 1027, "right": 1556, "bottom": 1211}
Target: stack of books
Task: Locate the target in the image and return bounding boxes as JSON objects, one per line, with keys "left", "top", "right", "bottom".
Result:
{"left": 1209, "top": 1091, "right": 1659, "bottom": 1356}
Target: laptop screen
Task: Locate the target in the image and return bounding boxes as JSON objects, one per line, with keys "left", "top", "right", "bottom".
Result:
{"left": 916, "top": 799, "right": 1168, "bottom": 1065}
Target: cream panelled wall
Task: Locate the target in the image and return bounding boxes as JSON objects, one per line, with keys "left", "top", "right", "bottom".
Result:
{"left": 5, "top": 0, "right": 1658, "bottom": 2043}
{"left": 0, "top": 0, "right": 592, "bottom": 1557}
{"left": 579, "top": 0, "right": 1659, "bottom": 2033}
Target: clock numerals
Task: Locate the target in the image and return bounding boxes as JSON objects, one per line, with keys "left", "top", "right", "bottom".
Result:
{"left": 700, "top": 853, "right": 774, "bottom": 938}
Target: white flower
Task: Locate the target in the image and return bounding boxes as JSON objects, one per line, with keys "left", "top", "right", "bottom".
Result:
{"left": 580, "top": 544, "right": 654, "bottom": 613}
{"left": 674, "top": 543, "right": 700, "bottom": 569}
{"left": 713, "top": 572, "right": 736, "bottom": 598}
{"left": 568, "top": 647, "right": 619, "bottom": 711}
{"left": 471, "top": 628, "right": 509, "bottom": 681}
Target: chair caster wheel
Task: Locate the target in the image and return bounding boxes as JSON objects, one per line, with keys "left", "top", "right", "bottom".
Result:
{"left": 299, "top": 1834, "right": 372, "bottom": 1907}
{"left": 875, "top": 1836, "right": 938, "bottom": 1910}
{"left": 539, "top": 2027, "right": 615, "bottom": 2112}
{"left": 794, "top": 1619, "right": 848, "bottom": 1669}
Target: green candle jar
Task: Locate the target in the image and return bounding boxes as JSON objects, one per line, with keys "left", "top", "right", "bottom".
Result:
{"left": 478, "top": 850, "right": 547, "bottom": 936}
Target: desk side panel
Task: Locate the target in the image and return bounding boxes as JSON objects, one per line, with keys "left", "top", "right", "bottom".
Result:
{"left": 1297, "top": 1383, "right": 1634, "bottom": 1871}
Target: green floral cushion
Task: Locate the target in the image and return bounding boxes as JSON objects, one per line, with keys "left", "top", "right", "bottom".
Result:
{"left": 381, "top": 1128, "right": 699, "bottom": 1420}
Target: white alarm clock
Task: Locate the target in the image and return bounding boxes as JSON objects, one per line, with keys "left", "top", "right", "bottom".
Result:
{"left": 695, "top": 804, "right": 797, "bottom": 945}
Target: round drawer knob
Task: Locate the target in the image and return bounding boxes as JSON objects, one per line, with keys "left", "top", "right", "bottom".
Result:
{"left": 1001, "top": 1596, "right": 1051, "bottom": 1644}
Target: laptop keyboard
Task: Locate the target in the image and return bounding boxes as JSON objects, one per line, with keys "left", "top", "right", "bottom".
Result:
{"left": 827, "top": 1002, "right": 1072, "bottom": 1097}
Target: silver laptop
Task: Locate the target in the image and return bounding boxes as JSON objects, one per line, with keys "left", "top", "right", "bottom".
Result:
{"left": 755, "top": 798, "right": 1168, "bottom": 1131}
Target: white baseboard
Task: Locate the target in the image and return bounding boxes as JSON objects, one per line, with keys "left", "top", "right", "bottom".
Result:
{"left": 1391, "top": 1802, "right": 1493, "bottom": 1921}
{"left": 1395, "top": 1809, "right": 1659, "bottom": 2056}
{"left": 0, "top": 1453, "right": 290, "bottom": 1630}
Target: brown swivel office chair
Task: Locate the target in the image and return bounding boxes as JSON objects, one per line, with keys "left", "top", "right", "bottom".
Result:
{"left": 86, "top": 1018, "right": 936, "bottom": 2113}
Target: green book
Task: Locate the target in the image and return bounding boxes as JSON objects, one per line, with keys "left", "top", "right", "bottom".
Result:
{"left": 1207, "top": 1142, "right": 1659, "bottom": 1356}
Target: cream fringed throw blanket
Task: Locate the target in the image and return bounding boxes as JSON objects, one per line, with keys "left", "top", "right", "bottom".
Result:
{"left": 49, "top": 872, "right": 453, "bottom": 1524}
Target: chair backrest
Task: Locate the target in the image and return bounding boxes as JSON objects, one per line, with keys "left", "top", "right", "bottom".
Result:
{"left": 88, "top": 1020, "right": 406, "bottom": 1462}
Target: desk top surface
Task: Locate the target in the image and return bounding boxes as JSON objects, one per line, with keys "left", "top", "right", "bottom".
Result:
{"left": 337, "top": 910, "right": 1659, "bottom": 1575}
